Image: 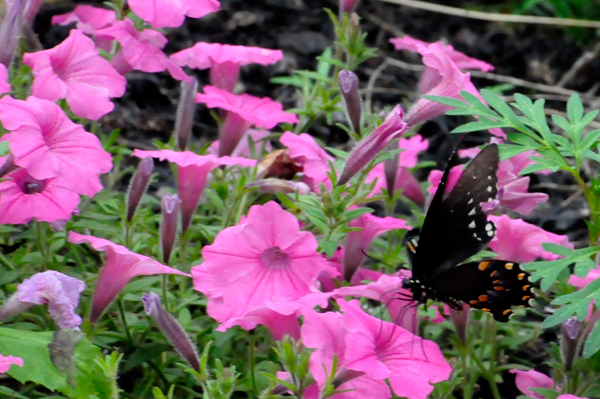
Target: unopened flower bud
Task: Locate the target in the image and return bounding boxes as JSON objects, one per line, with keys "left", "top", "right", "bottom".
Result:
{"left": 161, "top": 193, "right": 180, "bottom": 265}
{"left": 448, "top": 304, "right": 470, "bottom": 345}
{"left": 338, "top": 70, "right": 362, "bottom": 135}
{"left": 245, "top": 178, "right": 310, "bottom": 195}
{"left": 142, "top": 292, "right": 200, "bottom": 371}
{"left": 561, "top": 316, "right": 581, "bottom": 371}
{"left": 126, "top": 157, "right": 154, "bottom": 222}
{"left": 340, "top": 0, "right": 360, "bottom": 13}
{"left": 175, "top": 77, "right": 199, "bottom": 151}
{"left": 0, "top": 154, "right": 17, "bottom": 178}
{"left": 332, "top": 368, "right": 365, "bottom": 388}
{"left": 338, "top": 105, "right": 408, "bottom": 186}
{"left": 0, "top": 0, "right": 28, "bottom": 67}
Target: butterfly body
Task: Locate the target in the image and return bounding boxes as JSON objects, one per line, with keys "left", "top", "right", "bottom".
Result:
{"left": 404, "top": 144, "right": 534, "bottom": 322}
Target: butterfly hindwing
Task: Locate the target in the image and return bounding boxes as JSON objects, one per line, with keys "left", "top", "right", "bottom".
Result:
{"left": 429, "top": 260, "right": 534, "bottom": 322}
{"left": 411, "top": 144, "right": 500, "bottom": 279}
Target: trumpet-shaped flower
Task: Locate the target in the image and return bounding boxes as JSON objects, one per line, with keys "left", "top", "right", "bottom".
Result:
{"left": 23, "top": 29, "right": 126, "bottom": 120}
{"left": 96, "top": 19, "right": 190, "bottom": 82}
{"left": 128, "top": 0, "right": 220, "bottom": 29}
{"left": 196, "top": 85, "right": 297, "bottom": 157}
{"left": 279, "top": 132, "right": 334, "bottom": 191}
{"left": 0, "top": 96, "right": 113, "bottom": 197}
{"left": 209, "top": 129, "right": 272, "bottom": 158}
{"left": 509, "top": 369, "right": 555, "bottom": 399}
{"left": 68, "top": 232, "right": 191, "bottom": 322}
{"left": 132, "top": 149, "right": 256, "bottom": 233}
{"left": 343, "top": 211, "right": 410, "bottom": 281}
{"left": 488, "top": 215, "right": 572, "bottom": 263}
{"left": 569, "top": 265, "right": 600, "bottom": 289}
{"left": 172, "top": 42, "right": 283, "bottom": 92}
{"left": 0, "top": 64, "right": 10, "bottom": 94}
{"left": 191, "top": 202, "right": 335, "bottom": 329}
{"left": 301, "top": 307, "right": 391, "bottom": 399}
{"left": 0, "top": 354, "right": 23, "bottom": 373}
{"left": 0, "top": 270, "right": 85, "bottom": 329}
{"left": 338, "top": 105, "right": 408, "bottom": 185}
{"left": 51, "top": 5, "right": 116, "bottom": 51}
{"left": 339, "top": 299, "right": 451, "bottom": 399}
{"left": 0, "top": 168, "right": 80, "bottom": 224}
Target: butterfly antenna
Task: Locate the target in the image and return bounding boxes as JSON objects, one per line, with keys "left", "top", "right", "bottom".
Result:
{"left": 360, "top": 249, "right": 396, "bottom": 271}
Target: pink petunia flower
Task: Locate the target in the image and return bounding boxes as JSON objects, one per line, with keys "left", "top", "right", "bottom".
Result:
{"left": 509, "top": 369, "right": 555, "bottom": 399}
{"left": 51, "top": 5, "right": 116, "bottom": 52}
{"left": 128, "top": 0, "right": 220, "bottom": 29}
{"left": 338, "top": 105, "right": 408, "bottom": 185}
{"left": 343, "top": 211, "right": 411, "bottom": 281}
{"left": 0, "top": 270, "right": 85, "bottom": 329}
{"left": 197, "top": 85, "right": 297, "bottom": 157}
{"left": 209, "top": 128, "right": 273, "bottom": 158}
{"left": 279, "top": 131, "right": 334, "bottom": 191}
{"left": 96, "top": 19, "right": 190, "bottom": 82}
{"left": 191, "top": 201, "right": 336, "bottom": 330}
{"left": 172, "top": 42, "right": 283, "bottom": 92}
{"left": 0, "top": 64, "right": 10, "bottom": 94}
{"left": 0, "top": 96, "right": 113, "bottom": 197}
{"left": 0, "top": 354, "right": 23, "bottom": 373}
{"left": 23, "top": 29, "right": 126, "bottom": 120}
{"left": 334, "top": 273, "right": 419, "bottom": 334}
{"left": 488, "top": 215, "right": 573, "bottom": 263}
{"left": 391, "top": 35, "right": 493, "bottom": 93}
{"left": 0, "top": 168, "right": 80, "bottom": 224}
{"left": 132, "top": 149, "right": 256, "bottom": 233}
{"left": 301, "top": 307, "right": 391, "bottom": 399}
{"left": 569, "top": 265, "right": 600, "bottom": 289}
{"left": 339, "top": 299, "right": 452, "bottom": 399}
{"left": 68, "top": 232, "right": 191, "bottom": 323}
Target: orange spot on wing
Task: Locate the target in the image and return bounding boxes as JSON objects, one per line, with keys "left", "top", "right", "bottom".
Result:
{"left": 478, "top": 261, "right": 491, "bottom": 271}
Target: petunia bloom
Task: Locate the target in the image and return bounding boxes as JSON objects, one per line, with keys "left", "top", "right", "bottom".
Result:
{"left": 301, "top": 307, "right": 391, "bottom": 399}
{"left": 0, "top": 96, "right": 113, "bottom": 197}
{"left": 339, "top": 299, "right": 452, "bottom": 399}
{"left": 0, "top": 354, "right": 23, "bottom": 373}
{"left": 569, "top": 265, "right": 600, "bottom": 289}
{"left": 338, "top": 105, "right": 408, "bottom": 185}
{"left": 489, "top": 215, "right": 573, "bottom": 263}
{"left": 343, "top": 211, "right": 411, "bottom": 281}
{"left": 0, "top": 64, "right": 10, "bottom": 94}
{"left": 128, "top": 0, "right": 220, "bottom": 29}
{"left": 279, "top": 132, "right": 334, "bottom": 191}
{"left": 191, "top": 201, "right": 335, "bottom": 331}
{"left": 509, "top": 369, "right": 556, "bottom": 399}
{"left": 51, "top": 5, "right": 116, "bottom": 52}
{"left": 23, "top": 29, "right": 126, "bottom": 120}
{"left": 0, "top": 168, "right": 80, "bottom": 224}
{"left": 172, "top": 42, "right": 283, "bottom": 92}
{"left": 0, "top": 270, "right": 85, "bottom": 329}
{"left": 96, "top": 19, "right": 190, "bottom": 82}
{"left": 196, "top": 85, "right": 298, "bottom": 157}
{"left": 391, "top": 35, "right": 493, "bottom": 93}
{"left": 132, "top": 149, "right": 256, "bottom": 233}
{"left": 68, "top": 232, "right": 191, "bottom": 323}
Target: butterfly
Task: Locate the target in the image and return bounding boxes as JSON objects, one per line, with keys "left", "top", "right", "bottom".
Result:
{"left": 401, "top": 143, "right": 534, "bottom": 322}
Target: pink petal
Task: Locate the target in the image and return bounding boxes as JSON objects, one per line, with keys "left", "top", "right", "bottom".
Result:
{"left": 509, "top": 369, "right": 555, "bottom": 399}
{"left": 0, "top": 64, "right": 10, "bottom": 94}
{"left": 0, "top": 354, "right": 23, "bottom": 373}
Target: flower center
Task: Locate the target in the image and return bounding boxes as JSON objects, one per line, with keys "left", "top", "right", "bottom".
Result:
{"left": 260, "top": 247, "right": 291, "bottom": 269}
{"left": 22, "top": 178, "right": 46, "bottom": 194}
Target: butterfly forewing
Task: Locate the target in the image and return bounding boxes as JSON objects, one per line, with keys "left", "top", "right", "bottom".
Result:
{"left": 411, "top": 144, "right": 500, "bottom": 279}
{"left": 429, "top": 260, "right": 534, "bottom": 322}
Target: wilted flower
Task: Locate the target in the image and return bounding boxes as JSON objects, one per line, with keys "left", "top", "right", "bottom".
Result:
{"left": 338, "top": 105, "right": 408, "bottom": 185}
{"left": 279, "top": 132, "right": 334, "bottom": 191}
{"left": 509, "top": 369, "right": 556, "bottom": 399}
{"left": 0, "top": 270, "right": 85, "bottom": 329}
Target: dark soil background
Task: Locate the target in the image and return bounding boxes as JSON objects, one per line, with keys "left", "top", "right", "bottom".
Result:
{"left": 29, "top": 1, "right": 600, "bottom": 397}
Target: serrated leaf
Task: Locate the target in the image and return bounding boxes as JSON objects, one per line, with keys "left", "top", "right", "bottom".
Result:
{"left": 580, "top": 129, "right": 600, "bottom": 150}
{"left": 451, "top": 120, "right": 508, "bottom": 134}
{"left": 480, "top": 89, "right": 518, "bottom": 122}
{"left": 497, "top": 144, "right": 533, "bottom": 160}
{"left": 583, "top": 149, "right": 600, "bottom": 164}
{"left": 506, "top": 132, "right": 542, "bottom": 149}
{"left": 551, "top": 115, "right": 571, "bottom": 133}
{"left": 542, "top": 298, "right": 592, "bottom": 328}
{"left": 583, "top": 316, "right": 600, "bottom": 358}
{"left": 122, "top": 343, "right": 172, "bottom": 373}
{"left": 339, "top": 207, "right": 373, "bottom": 224}
{"left": 422, "top": 95, "right": 468, "bottom": 108}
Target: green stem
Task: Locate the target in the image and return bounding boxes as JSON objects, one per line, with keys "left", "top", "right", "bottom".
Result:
{"left": 248, "top": 331, "right": 258, "bottom": 396}
{"left": 179, "top": 229, "right": 190, "bottom": 298}
{"left": 162, "top": 275, "right": 169, "bottom": 311}
{"left": 117, "top": 299, "right": 134, "bottom": 346}
{"left": 36, "top": 221, "right": 48, "bottom": 271}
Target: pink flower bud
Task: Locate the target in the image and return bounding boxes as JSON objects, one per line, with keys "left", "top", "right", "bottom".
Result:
{"left": 126, "top": 157, "right": 154, "bottom": 222}
{"left": 161, "top": 193, "right": 180, "bottom": 265}
{"left": 142, "top": 292, "right": 200, "bottom": 371}
{"left": 338, "top": 69, "right": 361, "bottom": 134}
{"left": 561, "top": 316, "right": 581, "bottom": 371}
{"left": 338, "top": 105, "right": 408, "bottom": 185}
{"left": 0, "top": 0, "right": 29, "bottom": 67}
{"left": 175, "top": 77, "right": 199, "bottom": 151}
{"left": 340, "top": 0, "right": 360, "bottom": 13}
{"left": 0, "top": 154, "right": 17, "bottom": 178}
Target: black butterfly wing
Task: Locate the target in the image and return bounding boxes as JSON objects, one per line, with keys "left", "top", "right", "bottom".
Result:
{"left": 411, "top": 144, "right": 499, "bottom": 280}
{"left": 429, "top": 260, "right": 535, "bottom": 322}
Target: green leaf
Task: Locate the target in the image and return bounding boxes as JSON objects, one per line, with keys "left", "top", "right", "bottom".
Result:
{"left": 582, "top": 149, "right": 600, "bottom": 164}
{"left": 566, "top": 93, "right": 584, "bottom": 123}
{"left": 319, "top": 240, "right": 339, "bottom": 258}
{"left": 480, "top": 89, "right": 519, "bottom": 123}
{"left": 583, "top": 315, "right": 600, "bottom": 358}
{"left": 451, "top": 120, "right": 508, "bottom": 134}
{"left": 0, "top": 386, "right": 29, "bottom": 399}
{"left": 580, "top": 129, "right": 600, "bottom": 150}
{"left": 339, "top": 207, "right": 373, "bottom": 224}
{"left": 506, "top": 132, "right": 542, "bottom": 149}
{"left": 325, "top": 147, "right": 349, "bottom": 159}
{"left": 497, "top": 144, "right": 533, "bottom": 160}
{"left": 122, "top": 343, "right": 172, "bottom": 373}
{"left": 523, "top": 245, "right": 600, "bottom": 291}
{"left": 422, "top": 95, "right": 468, "bottom": 108}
